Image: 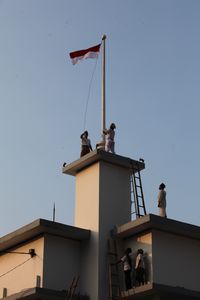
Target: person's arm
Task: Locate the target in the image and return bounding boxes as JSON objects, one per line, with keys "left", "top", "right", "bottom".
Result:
{"left": 112, "top": 258, "right": 122, "bottom": 266}
{"left": 103, "top": 129, "right": 108, "bottom": 135}
{"left": 157, "top": 190, "right": 162, "bottom": 207}
{"left": 89, "top": 142, "right": 93, "bottom": 151}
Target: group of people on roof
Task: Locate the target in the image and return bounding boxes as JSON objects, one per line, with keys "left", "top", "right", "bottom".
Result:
{"left": 80, "top": 123, "right": 116, "bottom": 157}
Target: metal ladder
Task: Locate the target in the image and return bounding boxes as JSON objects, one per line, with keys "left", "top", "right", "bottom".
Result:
{"left": 108, "top": 239, "right": 121, "bottom": 300}
{"left": 131, "top": 164, "right": 146, "bottom": 219}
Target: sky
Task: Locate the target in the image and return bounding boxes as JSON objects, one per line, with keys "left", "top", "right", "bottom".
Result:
{"left": 0, "top": 0, "right": 200, "bottom": 236}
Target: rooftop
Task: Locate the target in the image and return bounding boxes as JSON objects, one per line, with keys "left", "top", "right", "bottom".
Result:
{"left": 0, "top": 219, "right": 90, "bottom": 253}
{"left": 115, "top": 214, "right": 200, "bottom": 240}
{"left": 0, "top": 287, "right": 89, "bottom": 300}
{"left": 62, "top": 149, "right": 145, "bottom": 176}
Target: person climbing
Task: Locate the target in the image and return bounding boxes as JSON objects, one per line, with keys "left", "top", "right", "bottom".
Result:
{"left": 103, "top": 123, "right": 116, "bottom": 154}
{"left": 135, "top": 249, "right": 145, "bottom": 286}
{"left": 80, "top": 131, "right": 93, "bottom": 157}
{"left": 157, "top": 182, "right": 167, "bottom": 218}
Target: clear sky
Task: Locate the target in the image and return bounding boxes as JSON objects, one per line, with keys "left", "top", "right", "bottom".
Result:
{"left": 0, "top": 0, "right": 200, "bottom": 236}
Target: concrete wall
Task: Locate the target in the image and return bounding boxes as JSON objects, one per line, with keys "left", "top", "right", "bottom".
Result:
{"left": 99, "top": 161, "right": 131, "bottom": 300}
{"left": 0, "top": 237, "right": 44, "bottom": 297}
{"left": 43, "top": 234, "right": 81, "bottom": 291}
{"left": 152, "top": 230, "right": 200, "bottom": 291}
{"left": 75, "top": 160, "right": 131, "bottom": 300}
{"left": 75, "top": 163, "right": 99, "bottom": 300}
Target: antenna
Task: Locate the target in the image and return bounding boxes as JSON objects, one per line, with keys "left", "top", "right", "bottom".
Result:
{"left": 53, "top": 202, "right": 56, "bottom": 222}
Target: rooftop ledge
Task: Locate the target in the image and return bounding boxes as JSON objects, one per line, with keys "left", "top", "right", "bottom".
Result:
{"left": 62, "top": 149, "right": 145, "bottom": 176}
{"left": 0, "top": 287, "right": 89, "bottom": 300}
{"left": 115, "top": 214, "right": 200, "bottom": 241}
{"left": 0, "top": 219, "right": 90, "bottom": 253}
{"left": 1, "top": 284, "right": 199, "bottom": 300}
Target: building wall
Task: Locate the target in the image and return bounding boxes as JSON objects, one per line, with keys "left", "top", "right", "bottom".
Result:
{"left": 75, "top": 163, "right": 100, "bottom": 300}
{"left": 152, "top": 230, "right": 200, "bottom": 291}
{"left": 0, "top": 237, "right": 44, "bottom": 297}
{"left": 75, "top": 160, "right": 132, "bottom": 300}
{"left": 43, "top": 234, "right": 81, "bottom": 291}
{"left": 99, "top": 161, "right": 131, "bottom": 300}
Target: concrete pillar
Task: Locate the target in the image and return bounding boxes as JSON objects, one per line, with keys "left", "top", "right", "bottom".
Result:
{"left": 63, "top": 150, "right": 144, "bottom": 300}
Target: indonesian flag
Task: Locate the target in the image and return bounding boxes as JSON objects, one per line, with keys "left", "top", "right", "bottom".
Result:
{"left": 69, "top": 43, "right": 101, "bottom": 65}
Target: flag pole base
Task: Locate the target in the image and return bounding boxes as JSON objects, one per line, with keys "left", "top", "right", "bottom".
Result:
{"left": 96, "top": 140, "right": 105, "bottom": 151}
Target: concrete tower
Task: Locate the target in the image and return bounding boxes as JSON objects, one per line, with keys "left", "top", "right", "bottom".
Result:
{"left": 63, "top": 149, "right": 144, "bottom": 300}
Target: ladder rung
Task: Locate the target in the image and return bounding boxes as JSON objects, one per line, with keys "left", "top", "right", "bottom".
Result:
{"left": 111, "top": 284, "right": 120, "bottom": 288}
{"left": 111, "top": 273, "right": 119, "bottom": 277}
{"left": 108, "top": 251, "right": 117, "bottom": 255}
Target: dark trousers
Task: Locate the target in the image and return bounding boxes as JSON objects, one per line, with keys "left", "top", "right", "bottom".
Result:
{"left": 80, "top": 145, "right": 90, "bottom": 157}
{"left": 124, "top": 270, "right": 132, "bottom": 290}
{"left": 135, "top": 267, "right": 145, "bottom": 285}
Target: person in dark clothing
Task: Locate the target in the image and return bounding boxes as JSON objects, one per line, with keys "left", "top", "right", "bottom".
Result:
{"left": 80, "top": 131, "right": 92, "bottom": 157}
{"left": 135, "top": 249, "right": 145, "bottom": 286}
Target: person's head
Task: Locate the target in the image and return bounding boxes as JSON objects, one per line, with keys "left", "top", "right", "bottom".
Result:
{"left": 110, "top": 123, "right": 116, "bottom": 130}
{"left": 125, "top": 248, "right": 132, "bottom": 255}
{"left": 159, "top": 183, "right": 166, "bottom": 190}
{"left": 84, "top": 130, "right": 88, "bottom": 137}
{"left": 138, "top": 248, "right": 144, "bottom": 255}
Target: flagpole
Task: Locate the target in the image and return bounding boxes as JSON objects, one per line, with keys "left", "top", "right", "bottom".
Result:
{"left": 102, "top": 35, "right": 106, "bottom": 143}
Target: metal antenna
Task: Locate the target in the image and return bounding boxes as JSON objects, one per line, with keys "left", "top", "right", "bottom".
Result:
{"left": 53, "top": 202, "right": 56, "bottom": 222}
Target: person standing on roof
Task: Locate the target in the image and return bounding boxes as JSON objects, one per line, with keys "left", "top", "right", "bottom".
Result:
{"left": 157, "top": 183, "right": 167, "bottom": 217}
{"left": 80, "top": 131, "right": 93, "bottom": 157}
{"left": 103, "top": 123, "right": 116, "bottom": 154}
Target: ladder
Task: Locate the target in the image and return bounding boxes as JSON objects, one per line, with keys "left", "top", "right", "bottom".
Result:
{"left": 131, "top": 163, "right": 146, "bottom": 219}
{"left": 66, "top": 276, "right": 79, "bottom": 300}
{"left": 108, "top": 239, "right": 121, "bottom": 300}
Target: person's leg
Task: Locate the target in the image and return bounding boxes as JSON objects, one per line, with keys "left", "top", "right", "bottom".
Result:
{"left": 124, "top": 270, "right": 132, "bottom": 290}
{"left": 105, "top": 140, "right": 111, "bottom": 152}
{"left": 110, "top": 141, "right": 115, "bottom": 154}
{"left": 159, "top": 207, "right": 166, "bottom": 217}
{"left": 81, "top": 146, "right": 90, "bottom": 157}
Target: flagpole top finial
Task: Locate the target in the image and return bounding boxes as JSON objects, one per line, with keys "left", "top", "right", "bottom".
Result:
{"left": 102, "top": 35, "right": 106, "bottom": 41}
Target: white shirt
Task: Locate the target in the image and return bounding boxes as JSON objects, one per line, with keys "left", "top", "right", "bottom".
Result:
{"left": 105, "top": 129, "right": 115, "bottom": 141}
{"left": 121, "top": 254, "right": 132, "bottom": 271}
{"left": 81, "top": 136, "right": 91, "bottom": 147}
{"left": 158, "top": 190, "right": 166, "bottom": 208}
{"left": 135, "top": 253, "right": 145, "bottom": 269}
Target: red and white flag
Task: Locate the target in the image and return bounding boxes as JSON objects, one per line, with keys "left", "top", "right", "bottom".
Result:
{"left": 69, "top": 43, "right": 101, "bottom": 65}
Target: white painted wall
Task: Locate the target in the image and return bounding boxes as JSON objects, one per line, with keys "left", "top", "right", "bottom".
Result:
{"left": 99, "top": 162, "right": 131, "bottom": 300}
{"left": 75, "top": 160, "right": 131, "bottom": 300}
{"left": 43, "top": 234, "right": 81, "bottom": 291}
{"left": 75, "top": 163, "right": 100, "bottom": 300}
{"left": 0, "top": 237, "right": 44, "bottom": 297}
{"left": 152, "top": 230, "right": 200, "bottom": 291}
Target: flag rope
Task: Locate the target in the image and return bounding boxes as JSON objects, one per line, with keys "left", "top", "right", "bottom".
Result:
{"left": 83, "top": 57, "right": 99, "bottom": 130}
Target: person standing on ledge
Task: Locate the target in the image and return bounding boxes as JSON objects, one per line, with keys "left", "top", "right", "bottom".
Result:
{"left": 113, "top": 247, "right": 132, "bottom": 290}
{"left": 103, "top": 123, "right": 116, "bottom": 153}
{"left": 80, "top": 131, "right": 93, "bottom": 157}
{"left": 135, "top": 249, "right": 145, "bottom": 286}
{"left": 157, "top": 183, "right": 167, "bottom": 217}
